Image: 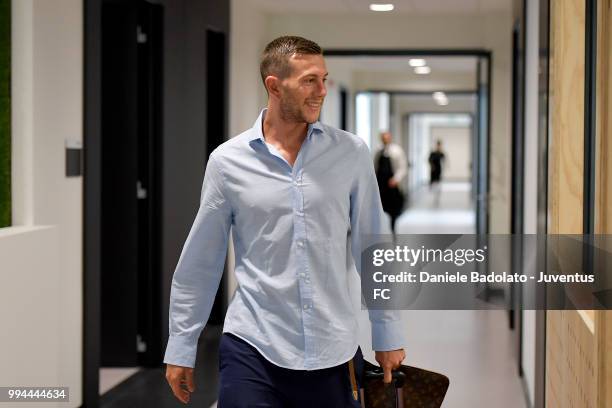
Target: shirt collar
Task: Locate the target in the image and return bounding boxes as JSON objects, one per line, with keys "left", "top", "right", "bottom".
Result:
{"left": 249, "top": 108, "right": 324, "bottom": 142}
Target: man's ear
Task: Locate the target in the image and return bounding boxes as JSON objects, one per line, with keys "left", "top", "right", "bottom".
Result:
{"left": 264, "top": 76, "right": 282, "bottom": 99}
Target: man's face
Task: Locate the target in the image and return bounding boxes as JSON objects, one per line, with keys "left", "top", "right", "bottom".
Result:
{"left": 277, "top": 54, "right": 328, "bottom": 124}
{"left": 381, "top": 132, "right": 392, "bottom": 145}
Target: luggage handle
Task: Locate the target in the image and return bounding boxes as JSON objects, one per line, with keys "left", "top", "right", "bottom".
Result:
{"left": 364, "top": 368, "right": 406, "bottom": 389}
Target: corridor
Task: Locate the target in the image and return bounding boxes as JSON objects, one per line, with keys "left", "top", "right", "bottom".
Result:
{"left": 393, "top": 182, "right": 526, "bottom": 408}
{"left": 3, "top": 0, "right": 611, "bottom": 406}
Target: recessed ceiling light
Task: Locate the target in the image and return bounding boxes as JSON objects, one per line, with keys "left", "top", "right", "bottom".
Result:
{"left": 435, "top": 96, "right": 449, "bottom": 106}
{"left": 409, "top": 59, "right": 426, "bottom": 67}
{"left": 414, "top": 66, "right": 431, "bottom": 74}
{"left": 432, "top": 91, "right": 446, "bottom": 99}
{"left": 369, "top": 3, "right": 394, "bottom": 12}
{"left": 433, "top": 91, "right": 448, "bottom": 105}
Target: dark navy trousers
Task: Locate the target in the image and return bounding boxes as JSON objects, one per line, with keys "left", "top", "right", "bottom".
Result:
{"left": 218, "top": 333, "right": 364, "bottom": 408}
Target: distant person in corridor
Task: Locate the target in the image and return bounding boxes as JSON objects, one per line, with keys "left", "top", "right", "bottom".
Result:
{"left": 428, "top": 140, "right": 446, "bottom": 187}
{"left": 374, "top": 132, "right": 407, "bottom": 235}
{"left": 428, "top": 140, "right": 446, "bottom": 207}
{"left": 163, "top": 36, "right": 406, "bottom": 407}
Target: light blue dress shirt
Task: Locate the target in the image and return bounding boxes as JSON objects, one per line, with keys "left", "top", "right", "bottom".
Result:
{"left": 164, "top": 109, "right": 406, "bottom": 370}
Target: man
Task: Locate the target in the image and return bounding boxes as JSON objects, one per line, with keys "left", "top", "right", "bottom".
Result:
{"left": 428, "top": 140, "right": 446, "bottom": 187}
{"left": 164, "top": 36, "right": 406, "bottom": 407}
{"left": 374, "top": 132, "right": 408, "bottom": 235}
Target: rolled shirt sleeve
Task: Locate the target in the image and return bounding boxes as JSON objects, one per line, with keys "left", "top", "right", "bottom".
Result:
{"left": 350, "top": 142, "right": 407, "bottom": 352}
{"left": 390, "top": 144, "right": 408, "bottom": 185}
{"left": 164, "top": 153, "right": 232, "bottom": 368}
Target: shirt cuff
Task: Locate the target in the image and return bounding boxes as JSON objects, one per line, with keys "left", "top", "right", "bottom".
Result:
{"left": 163, "top": 335, "right": 198, "bottom": 368}
{"left": 370, "top": 319, "right": 407, "bottom": 351}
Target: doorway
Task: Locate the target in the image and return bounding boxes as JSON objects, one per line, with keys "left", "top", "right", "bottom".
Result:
{"left": 324, "top": 50, "right": 491, "bottom": 234}
{"left": 100, "top": 0, "right": 164, "bottom": 369}
{"left": 205, "top": 28, "right": 228, "bottom": 325}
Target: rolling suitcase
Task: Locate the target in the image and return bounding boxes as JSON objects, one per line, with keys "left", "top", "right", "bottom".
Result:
{"left": 356, "top": 359, "right": 449, "bottom": 408}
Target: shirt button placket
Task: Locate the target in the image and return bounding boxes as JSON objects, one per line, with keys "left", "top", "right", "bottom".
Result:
{"left": 293, "top": 172, "right": 314, "bottom": 366}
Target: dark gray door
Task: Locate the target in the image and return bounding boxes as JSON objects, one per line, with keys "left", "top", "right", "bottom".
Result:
{"left": 101, "top": 0, "right": 163, "bottom": 367}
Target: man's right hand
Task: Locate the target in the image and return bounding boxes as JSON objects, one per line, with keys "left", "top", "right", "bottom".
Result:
{"left": 165, "top": 364, "right": 195, "bottom": 404}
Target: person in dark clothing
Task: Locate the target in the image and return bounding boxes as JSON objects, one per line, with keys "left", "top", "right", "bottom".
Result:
{"left": 428, "top": 140, "right": 446, "bottom": 187}
{"left": 374, "top": 132, "right": 407, "bottom": 235}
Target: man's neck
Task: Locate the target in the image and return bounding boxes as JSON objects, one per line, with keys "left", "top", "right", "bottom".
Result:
{"left": 262, "top": 106, "right": 309, "bottom": 151}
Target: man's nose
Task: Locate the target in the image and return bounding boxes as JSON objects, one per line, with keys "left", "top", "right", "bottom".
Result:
{"left": 317, "top": 80, "right": 327, "bottom": 98}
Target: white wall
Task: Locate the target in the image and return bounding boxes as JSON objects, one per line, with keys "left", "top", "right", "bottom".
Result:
{"left": 522, "top": 0, "right": 540, "bottom": 405}
{"left": 325, "top": 58, "right": 356, "bottom": 132}
{"left": 265, "top": 13, "right": 485, "bottom": 49}
{"left": 229, "top": 0, "right": 268, "bottom": 138}
{"left": 408, "top": 115, "right": 432, "bottom": 189}
{"left": 320, "top": 79, "right": 341, "bottom": 128}
{"left": 2, "top": 1, "right": 83, "bottom": 406}
{"left": 0, "top": 227, "right": 62, "bottom": 398}
{"left": 483, "top": 15, "right": 513, "bottom": 234}
{"left": 227, "top": 0, "right": 269, "bottom": 296}
{"left": 369, "top": 93, "right": 390, "bottom": 152}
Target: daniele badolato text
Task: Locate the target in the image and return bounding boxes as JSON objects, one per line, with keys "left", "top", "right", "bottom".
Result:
{"left": 370, "top": 246, "right": 595, "bottom": 284}
{"left": 372, "top": 270, "right": 595, "bottom": 284}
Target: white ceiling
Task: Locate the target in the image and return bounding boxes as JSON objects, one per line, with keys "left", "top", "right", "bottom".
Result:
{"left": 325, "top": 56, "right": 478, "bottom": 92}
{"left": 245, "top": 0, "right": 510, "bottom": 15}
{"left": 326, "top": 56, "right": 478, "bottom": 74}
{"left": 394, "top": 93, "right": 477, "bottom": 114}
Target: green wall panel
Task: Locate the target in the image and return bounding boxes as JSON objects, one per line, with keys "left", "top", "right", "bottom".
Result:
{"left": 0, "top": 0, "right": 10, "bottom": 227}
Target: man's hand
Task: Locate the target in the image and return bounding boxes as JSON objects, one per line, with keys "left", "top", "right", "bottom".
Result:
{"left": 166, "top": 364, "right": 195, "bottom": 404}
{"left": 375, "top": 349, "right": 405, "bottom": 384}
{"left": 388, "top": 178, "right": 399, "bottom": 188}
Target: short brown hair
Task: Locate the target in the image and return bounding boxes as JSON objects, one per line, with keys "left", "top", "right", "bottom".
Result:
{"left": 260, "top": 36, "right": 323, "bottom": 85}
